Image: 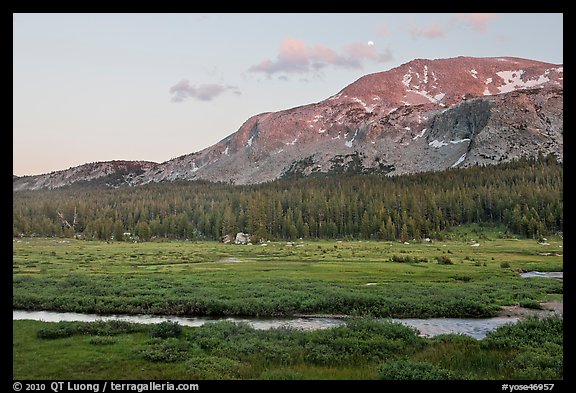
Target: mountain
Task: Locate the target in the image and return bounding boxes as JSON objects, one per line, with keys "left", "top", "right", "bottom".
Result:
{"left": 14, "top": 56, "right": 563, "bottom": 191}
{"left": 131, "top": 56, "right": 563, "bottom": 185}
{"left": 12, "top": 160, "right": 158, "bottom": 191}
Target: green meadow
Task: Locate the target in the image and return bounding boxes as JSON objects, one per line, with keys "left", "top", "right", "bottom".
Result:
{"left": 13, "top": 316, "right": 563, "bottom": 380}
{"left": 12, "top": 225, "right": 563, "bottom": 379}
{"left": 13, "top": 225, "right": 562, "bottom": 318}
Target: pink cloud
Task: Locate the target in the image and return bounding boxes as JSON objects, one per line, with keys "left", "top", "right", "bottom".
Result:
{"left": 454, "top": 13, "right": 499, "bottom": 32}
{"left": 345, "top": 42, "right": 379, "bottom": 60}
{"left": 278, "top": 38, "right": 309, "bottom": 64}
{"left": 409, "top": 19, "right": 447, "bottom": 39}
{"left": 311, "top": 44, "right": 339, "bottom": 63}
{"left": 248, "top": 37, "right": 393, "bottom": 77}
{"left": 249, "top": 38, "right": 311, "bottom": 74}
{"left": 405, "top": 13, "right": 500, "bottom": 40}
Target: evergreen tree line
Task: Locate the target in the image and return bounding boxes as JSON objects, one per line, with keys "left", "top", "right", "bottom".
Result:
{"left": 12, "top": 156, "right": 562, "bottom": 241}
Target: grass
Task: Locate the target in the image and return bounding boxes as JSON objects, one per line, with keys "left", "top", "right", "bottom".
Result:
{"left": 13, "top": 316, "right": 563, "bottom": 380}
{"left": 12, "top": 224, "right": 563, "bottom": 379}
{"left": 13, "top": 226, "right": 563, "bottom": 318}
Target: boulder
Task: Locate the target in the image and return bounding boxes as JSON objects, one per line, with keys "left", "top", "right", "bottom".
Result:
{"left": 222, "top": 234, "right": 234, "bottom": 244}
{"left": 234, "top": 232, "right": 251, "bottom": 245}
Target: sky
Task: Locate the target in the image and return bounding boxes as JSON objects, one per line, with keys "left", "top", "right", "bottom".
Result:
{"left": 13, "top": 13, "right": 563, "bottom": 176}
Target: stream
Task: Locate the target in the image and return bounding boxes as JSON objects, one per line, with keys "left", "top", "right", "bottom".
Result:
{"left": 13, "top": 310, "right": 520, "bottom": 340}
{"left": 520, "top": 271, "right": 563, "bottom": 279}
{"left": 13, "top": 271, "right": 562, "bottom": 340}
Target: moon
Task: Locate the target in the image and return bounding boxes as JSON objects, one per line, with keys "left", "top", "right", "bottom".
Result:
{"left": 367, "top": 40, "right": 374, "bottom": 46}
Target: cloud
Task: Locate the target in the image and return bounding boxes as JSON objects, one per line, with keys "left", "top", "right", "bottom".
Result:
{"left": 345, "top": 42, "right": 379, "bottom": 60}
{"left": 377, "top": 48, "right": 394, "bottom": 63}
{"left": 344, "top": 42, "right": 394, "bottom": 64}
{"left": 248, "top": 37, "right": 393, "bottom": 77}
{"left": 169, "top": 80, "right": 240, "bottom": 102}
{"left": 405, "top": 13, "right": 500, "bottom": 40}
{"left": 453, "top": 13, "right": 499, "bottom": 33}
{"left": 409, "top": 20, "right": 447, "bottom": 39}
{"left": 405, "top": 15, "right": 447, "bottom": 39}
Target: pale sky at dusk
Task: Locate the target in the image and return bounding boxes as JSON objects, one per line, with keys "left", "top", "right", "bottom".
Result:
{"left": 13, "top": 13, "right": 563, "bottom": 176}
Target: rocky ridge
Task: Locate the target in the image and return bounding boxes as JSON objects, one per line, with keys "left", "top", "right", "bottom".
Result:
{"left": 131, "top": 56, "right": 563, "bottom": 185}
{"left": 13, "top": 161, "right": 158, "bottom": 191}
{"left": 14, "top": 56, "right": 563, "bottom": 190}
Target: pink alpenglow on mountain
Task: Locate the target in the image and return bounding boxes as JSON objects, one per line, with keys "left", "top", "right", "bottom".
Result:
{"left": 14, "top": 56, "right": 563, "bottom": 190}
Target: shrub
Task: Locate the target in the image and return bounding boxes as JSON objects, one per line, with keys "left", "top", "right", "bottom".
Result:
{"left": 304, "top": 343, "right": 344, "bottom": 365}
{"left": 187, "top": 321, "right": 255, "bottom": 351}
{"left": 150, "top": 321, "right": 183, "bottom": 338}
{"left": 431, "top": 334, "right": 478, "bottom": 345}
{"left": 500, "top": 261, "right": 511, "bottom": 268}
{"left": 81, "top": 320, "right": 145, "bottom": 336}
{"left": 390, "top": 255, "right": 427, "bottom": 263}
{"left": 507, "top": 350, "right": 563, "bottom": 379}
{"left": 186, "top": 356, "right": 244, "bottom": 379}
{"left": 482, "top": 317, "right": 563, "bottom": 350}
{"left": 435, "top": 297, "right": 500, "bottom": 318}
{"left": 37, "top": 320, "right": 146, "bottom": 339}
{"left": 37, "top": 322, "right": 77, "bottom": 339}
{"left": 518, "top": 299, "right": 542, "bottom": 310}
{"left": 141, "top": 338, "right": 192, "bottom": 362}
{"left": 436, "top": 256, "right": 453, "bottom": 265}
{"left": 301, "top": 319, "right": 424, "bottom": 365}
{"left": 346, "top": 318, "right": 421, "bottom": 342}
{"left": 378, "top": 359, "right": 456, "bottom": 380}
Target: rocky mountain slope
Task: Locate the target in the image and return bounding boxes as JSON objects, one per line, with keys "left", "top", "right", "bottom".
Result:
{"left": 14, "top": 56, "right": 563, "bottom": 190}
{"left": 13, "top": 161, "right": 158, "bottom": 191}
{"left": 131, "top": 56, "right": 563, "bottom": 185}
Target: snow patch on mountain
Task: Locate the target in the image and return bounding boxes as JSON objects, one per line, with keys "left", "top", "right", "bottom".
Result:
{"left": 345, "top": 129, "right": 359, "bottom": 148}
{"left": 413, "top": 128, "right": 427, "bottom": 140}
{"left": 352, "top": 97, "right": 374, "bottom": 112}
{"left": 450, "top": 138, "right": 470, "bottom": 144}
{"left": 429, "top": 138, "right": 470, "bottom": 148}
{"left": 286, "top": 137, "right": 299, "bottom": 146}
{"left": 452, "top": 153, "right": 467, "bottom": 167}
{"left": 429, "top": 139, "right": 449, "bottom": 148}
{"left": 15, "top": 56, "right": 563, "bottom": 190}
{"left": 496, "top": 69, "right": 550, "bottom": 93}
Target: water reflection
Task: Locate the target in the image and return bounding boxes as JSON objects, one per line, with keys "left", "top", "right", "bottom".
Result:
{"left": 520, "top": 271, "right": 563, "bottom": 279}
{"left": 13, "top": 310, "right": 520, "bottom": 339}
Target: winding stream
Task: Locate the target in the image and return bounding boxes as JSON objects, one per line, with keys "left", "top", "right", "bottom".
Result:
{"left": 13, "top": 310, "right": 520, "bottom": 340}
{"left": 520, "top": 271, "right": 563, "bottom": 279}
{"left": 13, "top": 271, "right": 562, "bottom": 340}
